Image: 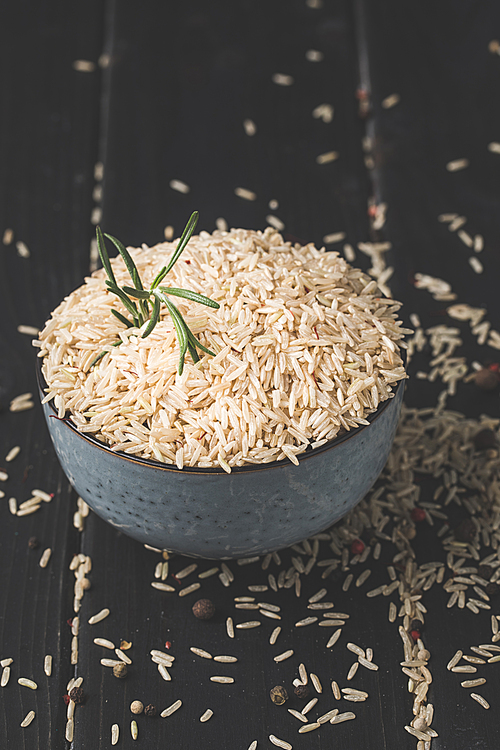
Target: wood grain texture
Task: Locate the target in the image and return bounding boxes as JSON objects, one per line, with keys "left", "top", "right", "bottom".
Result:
{"left": 0, "top": 0, "right": 499, "bottom": 748}
{"left": 0, "top": 1, "right": 104, "bottom": 748}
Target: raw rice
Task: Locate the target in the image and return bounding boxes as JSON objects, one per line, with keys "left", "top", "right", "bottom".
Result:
{"left": 274, "top": 650, "right": 294, "bottom": 662}
{"left": 289, "top": 708, "right": 308, "bottom": 722}
{"left": 381, "top": 93, "right": 400, "bottom": 109}
{"left": 214, "top": 655, "right": 238, "bottom": 663}
{"left": 21, "top": 711, "right": 35, "bottom": 728}
{"left": 65, "top": 718, "right": 74, "bottom": 740}
{"left": 330, "top": 711, "right": 356, "bottom": 724}
{"left": 269, "top": 736, "right": 292, "bottom": 749}
{"left": 160, "top": 700, "right": 182, "bottom": 717}
{"left": 178, "top": 583, "right": 200, "bottom": 597}
{"left": 299, "top": 722, "right": 320, "bottom": 733}
{"left": 94, "top": 638, "right": 115, "bottom": 649}
{"left": 310, "top": 673, "right": 322, "bottom": 693}
{"left": 200, "top": 709, "right": 213, "bottom": 722}
{"left": 271, "top": 73, "right": 294, "bottom": 86}
{"left": 302, "top": 698, "right": 317, "bottom": 714}
{"left": 44, "top": 655, "right": 52, "bottom": 676}
{"left": 270, "top": 627, "right": 281, "bottom": 644}
{"left": 470, "top": 693, "right": 490, "bottom": 709}
{"left": 316, "top": 151, "right": 339, "bottom": 164}
{"left": 18, "top": 678, "right": 37, "bottom": 690}
{"left": 190, "top": 647, "right": 212, "bottom": 659}
{"left": 210, "top": 676, "right": 234, "bottom": 683}
{"left": 73, "top": 59, "right": 95, "bottom": 72}
{"left": 446, "top": 159, "right": 469, "bottom": 172}
{"left": 89, "top": 608, "right": 110, "bottom": 624}
{"left": 5, "top": 446, "right": 20, "bottom": 462}
{"left": 111, "top": 723, "right": 119, "bottom": 745}
{"left": 38, "top": 228, "right": 407, "bottom": 472}
{"left": 169, "top": 179, "right": 190, "bottom": 194}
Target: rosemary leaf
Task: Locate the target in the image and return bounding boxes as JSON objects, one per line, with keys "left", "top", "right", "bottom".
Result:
{"left": 121, "top": 286, "right": 151, "bottom": 300}
{"left": 165, "top": 211, "right": 199, "bottom": 274}
{"left": 151, "top": 266, "right": 168, "bottom": 290}
{"left": 185, "top": 326, "right": 215, "bottom": 357}
{"left": 96, "top": 226, "right": 116, "bottom": 285}
{"left": 159, "top": 295, "right": 188, "bottom": 374}
{"left": 90, "top": 340, "right": 123, "bottom": 369}
{"left": 111, "top": 309, "right": 134, "bottom": 328}
{"left": 186, "top": 339, "right": 200, "bottom": 364}
{"left": 158, "top": 286, "right": 220, "bottom": 309}
{"left": 106, "top": 284, "right": 139, "bottom": 319}
{"left": 104, "top": 233, "right": 144, "bottom": 290}
{"left": 141, "top": 296, "right": 161, "bottom": 338}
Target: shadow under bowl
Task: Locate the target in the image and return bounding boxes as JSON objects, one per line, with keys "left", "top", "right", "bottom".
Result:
{"left": 37, "top": 360, "right": 405, "bottom": 559}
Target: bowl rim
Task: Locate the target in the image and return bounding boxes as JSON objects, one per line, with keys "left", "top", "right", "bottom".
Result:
{"left": 36, "top": 353, "right": 405, "bottom": 475}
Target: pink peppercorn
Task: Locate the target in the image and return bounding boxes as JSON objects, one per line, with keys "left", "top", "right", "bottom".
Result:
{"left": 350, "top": 539, "right": 365, "bottom": 555}
{"left": 410, "top": 508, "right": 426, "bottom": 523}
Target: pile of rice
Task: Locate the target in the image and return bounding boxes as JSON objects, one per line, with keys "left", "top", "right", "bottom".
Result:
{"left": 38, "top": 227, "right": 409, "bottom": 472}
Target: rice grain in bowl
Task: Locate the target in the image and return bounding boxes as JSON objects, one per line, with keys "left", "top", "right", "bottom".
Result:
{"left": 37, "top": 225, "right": 409, "bottom": 556}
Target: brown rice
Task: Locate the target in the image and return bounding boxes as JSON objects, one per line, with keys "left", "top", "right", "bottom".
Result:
{"left": 38, "top": 227, "right": 408, "bottom": 472}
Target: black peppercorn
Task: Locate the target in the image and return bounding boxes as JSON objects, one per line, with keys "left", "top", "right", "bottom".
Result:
{"left": 144, "top": 704, "right": 156, "bottom": 717}
{"left": 294, "top": 684, "right": 310, "bottom": 699}
{"left": 113, "top": 663, "right": 128, "bottom": 679}
{"left": 474, "top": 369, "right": 499, "bottom": 392}
{"left": 69, "top": 686, "right": 84, "bottom": 704}
{"left": 454, "top": 518, "right": 476, "bottom": 543}
{"left": 485, "top": 583, "right": 500, "bottom": 597}
{"left": 28, "top": 536, "right": 39, "bottom": 550}
{"left": 410, "top": 619, "right": 424, "bottom": 633}
{"left": 192, "top": 598, "right": 215, "bottom": 620}
{"left": 477, "top": 565, "right": 493, "bottom": 581}
{"left": 473, "top": 429, "right": 497, "bottom": 451}
{"left": 269, "top": 685, "right": 288, "bottom": 705}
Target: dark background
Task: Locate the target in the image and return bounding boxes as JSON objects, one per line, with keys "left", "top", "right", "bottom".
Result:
{"left": 1, "top": 1, "right": 500, "bottom": 748}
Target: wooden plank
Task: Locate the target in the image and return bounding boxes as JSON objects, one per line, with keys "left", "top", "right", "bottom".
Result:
{"left": 75, "top": 1, "right": 376, "bottom": 748}
{"left": 0, "top": 1, "right": 104, "bottom": 748}
{"left": 356, "top": 1, "right": 500, "bottom": 747}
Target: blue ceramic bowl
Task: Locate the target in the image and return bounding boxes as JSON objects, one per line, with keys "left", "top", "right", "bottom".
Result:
{"left": 37, "top": 361, "right": 404, "bottom": 559}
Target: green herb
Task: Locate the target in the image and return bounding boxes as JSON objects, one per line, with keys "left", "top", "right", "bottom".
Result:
{"left": 90, "top": 211, "right": 220, "bottom": 373}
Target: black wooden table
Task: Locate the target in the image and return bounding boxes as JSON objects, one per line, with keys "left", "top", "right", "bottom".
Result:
{"left": 1, "top": 1, "right": 500, "bottom": 748}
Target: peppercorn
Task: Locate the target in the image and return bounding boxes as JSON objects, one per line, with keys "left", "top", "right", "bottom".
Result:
{"left": 113, "top": 663, "right": 128, "bottom": 679}
{"left": 485, "top": 582, "right": 500, "bottom": 597}
{"left": 192, "top": 598, "right": 215, "bottom": 620}
{"left": 69, "top": 686, "right": 84, "bottom": 704}
{"left": 454, "top": 518, "right": 476, "bottom": 543}
{"left": 130, "top": 700, "right": 144, "bottom": 715}
{"left": 477, "top": 565, "right": 493, "bottom": 581}
{"left": 402, "top": 525, "right": 417, "bottom": 540}
{"left": 63, "top": 694, "right": 71, "bottom": 705}
{"left": 28, "top": 536, "right": 39, "bottom": 550}
{"left": 410, "top": 630, "right": 421, "bottom": 642}
{"left": 269, "top": 685, "right": 288, "bottom": 705}
{"left": 414, "top": 718, "right": 428, "bottom": 732}
{"left": 144, "top": 704, "right": 156, "bottom": 717}
{"left": 410, "top": 619, "right": 424, "bottom": 633}
{"left": 350, "top": 539, "right": 365, "bottom": 555}
{"left": 417, "top": 649, "right": 430, "bottom": 661}
{"left": 474, "top": 369, "right": 499, "bottom": 391}
{"left": 410, "top": 507, "right": 426, "bottom": 523}
{"left": 473, "top": 429, "right": 497, "bottom": 451}
{"left": 294, "top": 684, "right": 310, "bottom": 699}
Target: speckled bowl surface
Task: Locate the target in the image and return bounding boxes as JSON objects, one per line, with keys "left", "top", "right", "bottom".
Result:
{"left": 37, "top": 362, "right": 404, "bottom": 559}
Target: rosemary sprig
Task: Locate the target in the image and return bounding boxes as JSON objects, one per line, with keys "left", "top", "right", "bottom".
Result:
{"left": 91, "top": 211, "right": 220, "bottom": 373}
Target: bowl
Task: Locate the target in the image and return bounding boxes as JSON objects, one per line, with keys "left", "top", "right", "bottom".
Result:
{"left": 37, "top": 360, "right": 405, "bottom": 559}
